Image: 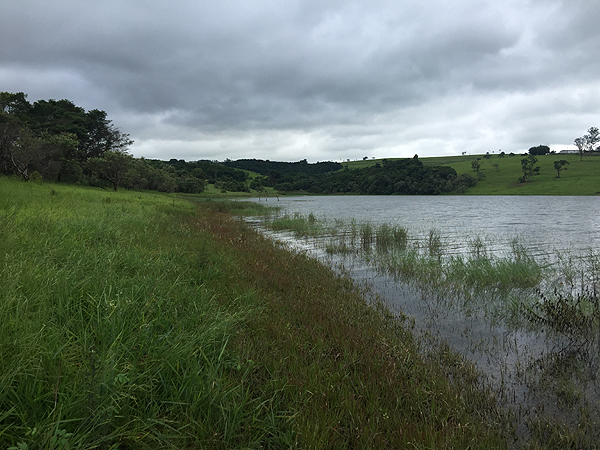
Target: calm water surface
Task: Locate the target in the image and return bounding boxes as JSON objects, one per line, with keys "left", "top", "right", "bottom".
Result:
{"left": 260, "top": 195, "right": 600, "bottom": 256}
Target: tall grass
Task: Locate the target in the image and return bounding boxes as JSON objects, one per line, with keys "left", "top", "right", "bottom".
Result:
{"left": 0, "top": 179, "right": 292, "bottom": 449}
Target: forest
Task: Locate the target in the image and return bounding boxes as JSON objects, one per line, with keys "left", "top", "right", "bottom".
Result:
{"left": 1, "top": 91, "right": 476, "bottom": 195}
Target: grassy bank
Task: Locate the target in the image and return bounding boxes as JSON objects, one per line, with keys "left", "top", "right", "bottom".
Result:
{"left": 347, "top": 153, "right": 600, "bottom": 195}
{"left": 0, "top": 176, "right": 512, "bottom": 448}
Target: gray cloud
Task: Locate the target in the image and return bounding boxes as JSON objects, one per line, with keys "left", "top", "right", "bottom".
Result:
{"left": 1, "top": 0, "right": 599, "bottom": 161}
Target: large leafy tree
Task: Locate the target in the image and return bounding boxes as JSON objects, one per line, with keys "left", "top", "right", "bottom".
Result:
{"left": 0, "top": 120, "right": 40, "bottom": 180}
{"left": 0, "top": 92, "right": 133, "bottom": 182}
{"left": 80, "top": 109, "right": 133, "bottom": 160}
{"left": 25, "top": 99, "right": 88, "bottom": 144}
{"left": 528, "top": 145, "right": 550, "bottom": 156}
{"left": 87, "top": 149, "right": 134, "bottom": 190}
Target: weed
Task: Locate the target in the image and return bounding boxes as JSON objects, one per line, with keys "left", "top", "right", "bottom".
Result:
{"left": 428, "top": 228, "right": 443, "bottom": 259}
{"left": 360, "top": 222, "right": 373, "bottom": 251}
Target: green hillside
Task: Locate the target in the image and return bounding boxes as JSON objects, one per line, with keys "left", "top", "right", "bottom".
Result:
{"left": 347, "top": 153, "right": 600, "bottom": 195}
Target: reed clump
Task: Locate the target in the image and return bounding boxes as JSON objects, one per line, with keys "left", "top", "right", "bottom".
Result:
{"left": 360, "top": 222, "right": 373, "bottom": 250}
{"left": 522, "top": 289, "right": 600, "bottom": 343}
{"left": 269, "top": 212, "right": 329, "bottom": 237}
{"left": 375, "top": 224, "right": 408, "bottom": 252}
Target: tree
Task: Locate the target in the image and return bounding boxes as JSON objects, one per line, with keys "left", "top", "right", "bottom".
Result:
{"left": 44, "top": 132, "right": 81, "bottom": 182}
{"left": 0, "top": 91, "right": 31, "bottom": 116}
{"left": 574, "top": 136, "right": 587, "bottom": 161}
{"left": 3, "top": 129, "right": 43, "bottom": 180}
{"left": 471, "top": 160, "right": 481, "bottom": 173}
{"left": 528, "top": 145, "right": 550, "bottom": 156}
{"left": 25, "top": 99, "right": 88, "bottom": 140}
{"left": 0, "top": 112, "right": 22, "bottom": 174}
{"left": 584, "top": 127, "right": 600, "bottom": 156}
{"left": 520, "top": 154, "right": 540, "bottom": 182}
{"left": 553, "top": 160, "right": 569, "bottom": 178}
{"left": 80, "top": 109, "right": 133, "bottom": 159}
{"left": 87, "top": 149, "right": 133, "bottom": 190}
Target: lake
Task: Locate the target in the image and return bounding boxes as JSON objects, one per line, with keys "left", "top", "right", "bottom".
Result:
{"left": 246, "top": 194, "right": 600, "bottom": 440}
{"left": 256, "top": 195, "right": 600, "bottom": 257}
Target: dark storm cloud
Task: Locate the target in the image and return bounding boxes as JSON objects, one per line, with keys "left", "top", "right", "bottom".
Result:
{"left": 1, "top": 0, "right": 599, "bottom": 161}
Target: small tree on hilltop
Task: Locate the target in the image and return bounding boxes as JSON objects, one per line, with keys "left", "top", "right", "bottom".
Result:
{"left": 574, "top": 136, "right": 586, "bottom": 161}
{"left": 585, "top": 127, "right": 600, "bottom": 157}
{"left": 554, "top": 160, "right": 569, "bottom": 178}
{"left": 520, "top": 154, "right": 540, "bottom": 182}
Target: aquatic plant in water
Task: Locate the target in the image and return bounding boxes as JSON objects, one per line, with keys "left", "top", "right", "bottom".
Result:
{"left": 260, "top": 209, "right": 600, "bottom": 445}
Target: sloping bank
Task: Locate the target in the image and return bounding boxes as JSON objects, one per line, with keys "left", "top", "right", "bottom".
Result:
{"left": 191, "top": 199, "right": 509, "bottom": 448}
{"left": 0, "top": 179, "right": 507, "bottom": 449}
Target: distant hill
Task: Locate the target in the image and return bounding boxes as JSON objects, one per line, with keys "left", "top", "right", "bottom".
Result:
{"left": 347, "top": 153, "right": 600, "bottom": 195}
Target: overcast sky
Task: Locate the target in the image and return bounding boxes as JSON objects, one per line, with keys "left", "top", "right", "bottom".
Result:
{"left": 1, "top": 1, "right": 599, "bottom": 162}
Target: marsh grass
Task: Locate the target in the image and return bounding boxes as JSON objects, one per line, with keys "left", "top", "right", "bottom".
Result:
{"left": 205, "top": 209, "right": 510, "bottom": 449}
{"left": 266, "top": 213, "right": 546, "bottom": 308}
{"left": 268, "top": 212, "right": 333, "bottom": 238}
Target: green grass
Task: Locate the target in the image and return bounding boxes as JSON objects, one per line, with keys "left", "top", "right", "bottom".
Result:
{"left": 345, "top": 153, "right": 600, "bottom": 195}
{"left": 199, "top": 182, "right": 287, "bottom": 200}
{"left": 0, "top": 179, "right": 292, "bottom": 448}
{"left": 0, "top": 176, "right": 515, "bottom": 448}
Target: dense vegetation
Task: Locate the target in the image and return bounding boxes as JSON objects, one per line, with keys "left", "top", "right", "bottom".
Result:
{"left": 223, "top": 158, "right": 343, "bottom": 175}
{"left": 0, "top": 92, "right": 250, "bottom": 194}
{"left": 225, "top": 156, "right": 476, "bottom": 195}
{"left": 1, "top": 177, "right": 512, "bottom": 449}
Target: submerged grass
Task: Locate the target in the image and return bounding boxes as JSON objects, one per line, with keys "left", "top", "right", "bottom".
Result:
{"left": 276, "top": 213, "right": 546, "bottom": 306}
{"left": 0, "top": 177, "right": 510, "bottom": 449}
{"left": 260, "top": 208, "right": 600, "bottom": 446}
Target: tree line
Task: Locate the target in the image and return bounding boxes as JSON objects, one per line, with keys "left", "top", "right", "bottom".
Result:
{"left": 237, "top": 156, "right": 477, "bottom": 195}
{"left": 223, "top": 158, "right": 342, "bottom": 176}
{"left": 0, "top": 92, "right": 251, "bottom": 193}
{"left": 1, "top": 91, "right": 479, "bottom": 195}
